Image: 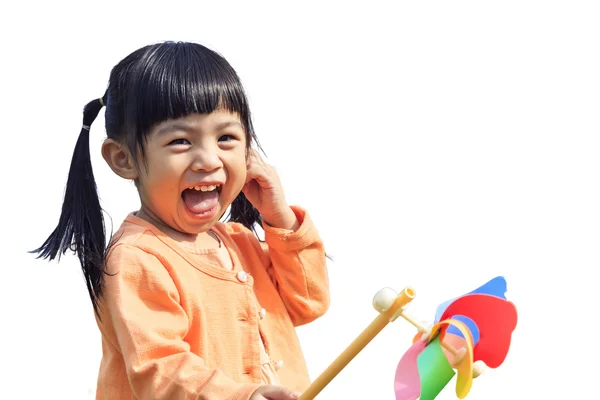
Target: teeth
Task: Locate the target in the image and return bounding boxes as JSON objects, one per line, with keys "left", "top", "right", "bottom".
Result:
{"left": 192, "top": 184, "right": 220, "bottom": 192}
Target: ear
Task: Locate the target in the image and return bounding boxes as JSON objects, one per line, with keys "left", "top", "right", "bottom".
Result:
{"left": 101, "top": 139, "right": 139, "bottom": 180}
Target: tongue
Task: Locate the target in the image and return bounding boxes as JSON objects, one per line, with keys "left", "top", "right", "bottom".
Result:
{"left": 182, "top": 189, "right": 219, "bottom": 214}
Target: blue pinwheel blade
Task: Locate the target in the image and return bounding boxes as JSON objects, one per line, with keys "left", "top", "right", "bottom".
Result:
{"left": 434, "top": 276, "right": 508, "bottom": 322}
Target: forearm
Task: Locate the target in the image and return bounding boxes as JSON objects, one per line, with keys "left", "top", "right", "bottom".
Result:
{"left": 263, "top": 206, "right": 330, "bottom": 326}
{"left": 124, "top": 351, "right": 259, "bottom": 400}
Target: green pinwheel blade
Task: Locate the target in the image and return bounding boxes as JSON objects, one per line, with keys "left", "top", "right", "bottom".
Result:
{"left": 417, "top": 336, "right": 455, "bottom": 400}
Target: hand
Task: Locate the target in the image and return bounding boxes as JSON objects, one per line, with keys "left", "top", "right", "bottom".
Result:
{"left": 250, "top": 385, "right": 301, "bottom": 400}
{"left": 243, "top": 149, "right": 299, "bottom": 230}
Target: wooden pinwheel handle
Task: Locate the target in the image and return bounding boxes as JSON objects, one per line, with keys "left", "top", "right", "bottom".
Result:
{"left": 298, "top": 287, "right": 416, "bottom": 400}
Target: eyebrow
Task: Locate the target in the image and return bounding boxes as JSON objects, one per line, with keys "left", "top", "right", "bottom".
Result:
{"left": 155, "top": 120, "right": 244, "bottom": 136}
{"left": 215, "top": 121, "right": 244, "bottom": 130}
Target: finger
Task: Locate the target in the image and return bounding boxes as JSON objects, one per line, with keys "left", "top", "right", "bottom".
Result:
{"left": 246, "top": 150, "right": 254, "bottom": 167}
{"left": 246, "top": 148, "right": 262, "bottom": 166}
{"left": 250, "top": 148, "right": 271, "bottom": 168}
{"left": 242, "top": 180, "right": 259, "bottom": 195}
{"left": 245, "top": 164, "right": 262, "bottom": 184}
{"left": 245, "top": 162, "right": 272, "bottom": 186}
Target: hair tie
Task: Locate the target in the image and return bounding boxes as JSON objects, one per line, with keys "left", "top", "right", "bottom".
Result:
{"left": 99, "top": 97, "right": 105, "bottom": 107}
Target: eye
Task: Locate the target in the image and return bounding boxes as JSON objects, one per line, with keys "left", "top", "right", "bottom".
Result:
{"left": 169, "top": 138, "right": 191, "bottom": 145}
{"left": 218, "top": 134, "right": 236, "bottom": 142}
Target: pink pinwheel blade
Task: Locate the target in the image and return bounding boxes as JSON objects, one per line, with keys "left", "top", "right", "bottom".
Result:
{"left": 394, "top": 340, "right": 427, "bottom": 400}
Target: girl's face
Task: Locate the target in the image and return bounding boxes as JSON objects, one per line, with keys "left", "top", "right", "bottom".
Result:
{"left": 135, "top": 109, "right": 248, "bottom": 235}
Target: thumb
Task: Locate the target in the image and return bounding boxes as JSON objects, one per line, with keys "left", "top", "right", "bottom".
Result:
{"left": 261, "top": 385, "right": 301, "bottom": 400}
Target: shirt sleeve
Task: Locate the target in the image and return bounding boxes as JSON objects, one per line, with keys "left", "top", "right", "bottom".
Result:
{"left": 260, "top": 205, "right": 330, "bottom": 326}
{"left": 100, "top": 243, "right": 261, "bottom": 400}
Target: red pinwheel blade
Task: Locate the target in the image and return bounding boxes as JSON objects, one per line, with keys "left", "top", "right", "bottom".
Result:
{"left": 440, "top": 293, "right": 517, "bottom": 368}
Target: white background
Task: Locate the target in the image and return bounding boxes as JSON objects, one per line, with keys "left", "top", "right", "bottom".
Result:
{"left": 1, "top": 1, "right": 598, "bottom": 399}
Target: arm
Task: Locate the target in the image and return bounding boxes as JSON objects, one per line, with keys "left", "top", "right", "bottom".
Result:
{"left": 261, "top": 205, "right": 330, "bottom": 326}
{"left": 100, "top": 244, "right": 260, "bottom": 400}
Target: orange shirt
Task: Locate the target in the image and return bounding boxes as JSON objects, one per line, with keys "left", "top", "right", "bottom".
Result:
{"left": 193, "top": 234, "right": 280, "bottom": 385}
{"left": 95, "top": 206, "right": 330, "bottom": 400}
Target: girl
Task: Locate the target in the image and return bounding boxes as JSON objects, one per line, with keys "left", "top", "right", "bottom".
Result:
{"left": 34, "top": 41, "right": 330, "bottom": 400}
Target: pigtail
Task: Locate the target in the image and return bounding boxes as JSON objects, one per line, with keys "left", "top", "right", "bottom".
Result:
{"left": 228, "top": 192, "right": 262, "bottom": 235}
{"left": 32, "top": 98, "right": 107, "bottom": 316}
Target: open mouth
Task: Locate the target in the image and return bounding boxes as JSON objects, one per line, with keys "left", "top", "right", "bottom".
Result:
{"left": 182, "top": 184, "right": 222, "bottom": 215}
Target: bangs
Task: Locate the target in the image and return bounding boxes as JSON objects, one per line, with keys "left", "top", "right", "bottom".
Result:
{"left": 123, "top": 42, "right": 252, "bottom": 156}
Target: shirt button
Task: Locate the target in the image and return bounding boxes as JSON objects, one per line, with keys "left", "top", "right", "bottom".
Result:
{"left": 237, "top": 271, "right": 248, "bottom": 283}
{"left": 275, "top": 360, "right": 284, "bottom": 370}
{"left": 259, "top": 308, "right": 266, "bottom": 319}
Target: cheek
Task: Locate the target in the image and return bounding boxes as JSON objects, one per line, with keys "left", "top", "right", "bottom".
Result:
{"left": 229, "top": 149, "right": 248, "bottom": 173}
{"left": 139, "top": 159, "right": 181, "bottom": 196}
{"left": 236, "top": 155, "right": 249, "bottom": 182}
{"left": 222, "top": 153, "right": 248, "bottom": 194}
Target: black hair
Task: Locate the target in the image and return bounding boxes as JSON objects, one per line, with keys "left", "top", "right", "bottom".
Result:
{"left": 32, "top": 41, "right": 262, "bottom": 316}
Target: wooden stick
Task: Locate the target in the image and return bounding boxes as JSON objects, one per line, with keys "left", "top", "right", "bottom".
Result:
{"left": 298, "top": 287, "right": 416, "bottom": 400}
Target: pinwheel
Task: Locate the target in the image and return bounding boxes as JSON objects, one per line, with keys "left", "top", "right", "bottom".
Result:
{"left": 393, "top": 276, "right": 518, "bottom": 399}
{"left": 298, "top": 276, "right": 518, "bottom": 400}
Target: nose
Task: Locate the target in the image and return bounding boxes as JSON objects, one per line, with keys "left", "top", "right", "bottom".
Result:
{"left": 190, "top": 147, "right": 223, "bottom": 172}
